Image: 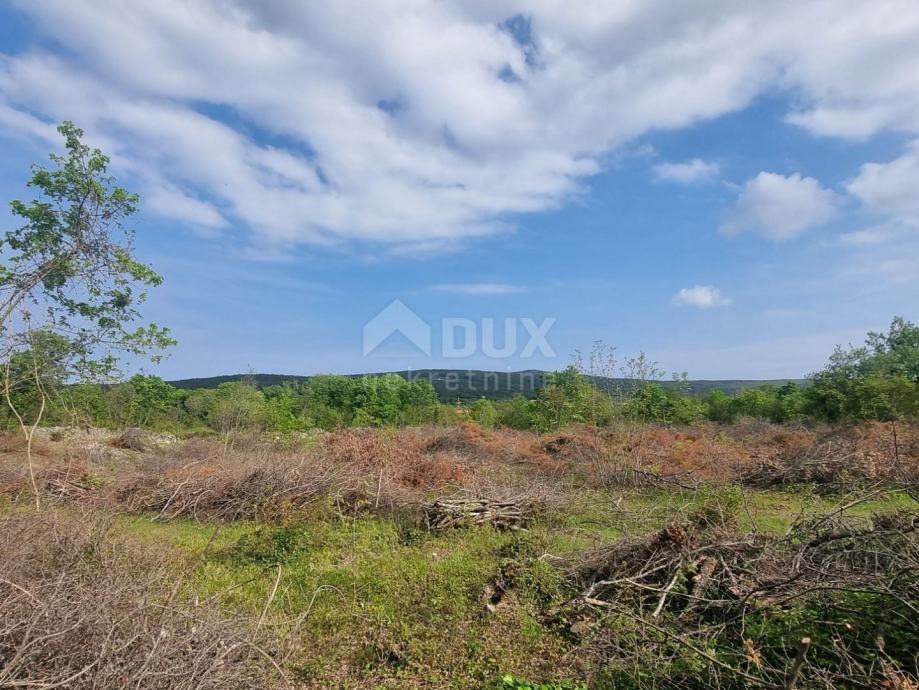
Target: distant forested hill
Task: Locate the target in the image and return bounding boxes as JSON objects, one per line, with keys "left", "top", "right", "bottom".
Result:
{"left": 168, "top": 370, "right": 805, "bottom": 403}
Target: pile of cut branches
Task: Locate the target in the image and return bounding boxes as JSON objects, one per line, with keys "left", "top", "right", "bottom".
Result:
{"left": 425, "top": 495, "right": 540, "bottom": 530}
{"left": 0, "top": 510, "right": 287, "bottom": 690}
{"left": 569, "top": 496, "right": 919, "bottom": 689}
{"left": 118, "top": 458, "right": 336, "bottom": 521}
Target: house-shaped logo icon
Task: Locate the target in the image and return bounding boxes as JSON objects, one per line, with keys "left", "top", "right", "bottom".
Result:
{"left": 362, "top": 300, "right": 431, "bottom": 356}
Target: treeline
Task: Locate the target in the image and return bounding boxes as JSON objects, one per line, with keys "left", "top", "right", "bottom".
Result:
{"left": 468, "top": 317, "right": 918, "bottom": 429}
{"left": 3, "top": 318, "right": 917, "bottom": 435}
{"left": 3, "top": 373, "right": 443, "bottom": 435}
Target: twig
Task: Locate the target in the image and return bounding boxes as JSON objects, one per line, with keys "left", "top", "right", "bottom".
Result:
{"left": 652, "top": 566, "right": 682, "bottom": 617}
{"left": 783, "top": 637, "right": 811, "bottom": 690}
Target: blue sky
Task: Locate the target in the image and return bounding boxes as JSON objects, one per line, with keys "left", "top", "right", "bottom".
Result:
{"left": 1, "top": 1, "right": 918, "bottom": 380}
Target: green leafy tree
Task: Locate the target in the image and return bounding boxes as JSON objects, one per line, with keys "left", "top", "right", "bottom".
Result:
{"left": 470, "top": 398, "right": 498, "bottom": 429}
{"left": 534, "top": 365, "right": 612, "bottom": 430}
{"left": 703, "top": 389, "right": 736, "bottom": 423}
{"left": 302, "top": 375, "right": 355, "bottom": 428}
{"left": 0, "top": 122, "right": 173, "bottom": 506}
{"left": 126, "top": 374, "right": 178, "bottom": 427}
{"left": 806, "top": 317, "right": 919, "bottom": 421}
{"left": 263, "top": 384, "right": 303, "bottom": 432}
{"left": 211, "top": 381, "right": 265, "bottom": 449}
{"left": 182, "top": 388, "right": 216, "bottom": 428}
{"left": 494, "top": 395, "right": 535, "bottom": 430}
{"left": 352, "top": 374, "right": 406, "bottom": 426}
{"left": 627, "top": 383, "right": 703, "bottom": 425}
{"left": 1, "top": 122, "right": 174, "bottom": 374}
{"left": 62, "top": 382, "right": 108, "bottom": 427}
{"left": 104, "top": 381, "right": 137, "bottom": 428}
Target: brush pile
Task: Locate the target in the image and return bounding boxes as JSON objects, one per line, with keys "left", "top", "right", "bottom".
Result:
{"left": 118, "top": 457, "right": 337, "bottom": 521}
{"left": 425, "top": 495, "right": 540, "bottom": 531}
{"left": 576, "top": 505, "right": 918, "bottom": 615}
{"left": 569, "top": 497, "right": 919, "bottom": 688}
{"left": 742, "top": 423, "right": 919, "bottom": 491}
{"left": 0, "top": 511, "right": 284, "bottom": 690}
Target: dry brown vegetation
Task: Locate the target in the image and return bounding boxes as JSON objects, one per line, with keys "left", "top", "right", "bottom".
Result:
{"left": 2, "top": 421, "right": 917, "bottom": 521}
{"left": 0, "top": 421, "right": 917, "bottom": 689}
{"left": 0, "top": 510, "right": 285, "bottom": 689}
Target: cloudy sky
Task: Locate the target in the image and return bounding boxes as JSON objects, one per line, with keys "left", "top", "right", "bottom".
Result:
{"left": 1, "top": 1, "right": 918, "bottom": 379}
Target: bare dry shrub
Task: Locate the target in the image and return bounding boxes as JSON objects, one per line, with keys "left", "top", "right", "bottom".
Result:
{"left": 620, "top": 427, "right": 752, "bottom": 481}
{"left": 0, "top": 463, "right": 27, "bottom": 496}
{"left": 317, "top": 428, "right": 469, "bottom": 514}
{"left": 0, "top": 455, "right": 104, "bottom": 506}
{"left": 546, "top": 424, "right": 752, "bottom": 489}
{"left": 539, "top": 427, "right": 607, "bottom": 476}
{"left": 0, "top": 510, "right": 283, "bottom": 689}
{"left": 113, "top": 426, "right": 147, "bottom": 451}
{"left": 0, "top": 430, "right": 53, "bottom": 456}
{"left": 423, "top": 422, "right": 557, "bottom": 472}
{"left": 421, "top": 421, "right": 492, "bottom": 457}
{"left": 743, "top": 422, "right": 919, "bottom": 490}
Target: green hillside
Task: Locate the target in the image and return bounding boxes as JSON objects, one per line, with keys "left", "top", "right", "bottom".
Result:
{"left": 168, "top": 370, "right": 805, "bottom": 403}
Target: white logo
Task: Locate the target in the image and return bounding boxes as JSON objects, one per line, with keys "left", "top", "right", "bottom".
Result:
{"left": 362, "top": 300, "right": 432, "bottom": 356}
{"left": 363, "top": 300, "right": 557, "bottom": 359}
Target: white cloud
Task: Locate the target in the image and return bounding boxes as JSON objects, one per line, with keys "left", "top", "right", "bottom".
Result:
{"left": 0, "top": 1, "right": 917, "bottom": 252}
{"left": 653, "top": 158, "right": 720, "bottom": 184}
{"left": 846, "top": 140, "right": 919, "bottom": 226}
{"left": 672, "top": 285, "right": 732, "bottom": 309}
{"left": 721, "top": 172, "right": 836, "bottom": 241}
{"left": 145, "top": 182, "right": 227, "bottom": 230}
{"left": 431, "top": 282, "right": 525, "bottom": 295}
{"left": 836, "top": 224, "right": 901, "bottom": 247}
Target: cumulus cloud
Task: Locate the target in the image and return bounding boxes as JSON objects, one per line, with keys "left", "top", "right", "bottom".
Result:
{"left": 431, "top": 282, "right": 526, "bottom": 295}
{"left": 653, "top": 158, "right": 720, "bottom": 184}
{"left": 672, "top": 285, "right": 732, "bottom": 309}
{"left": 846, "top": 140, "right": 919, "bottom": 226}
{"left": 0, "top": 1, "right": 918, "bottom": 252}
{"left": 720, "top": 172, "right": 836, "bottom": 241}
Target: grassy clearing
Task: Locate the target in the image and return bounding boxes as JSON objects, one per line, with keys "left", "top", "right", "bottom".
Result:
{"left": 1, "top": 423, "right": 916, "bottom": 688}
{"left": 92, "top": 484, "right": 912, "bottom": 688}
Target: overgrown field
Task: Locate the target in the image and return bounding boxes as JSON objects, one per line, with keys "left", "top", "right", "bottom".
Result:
{"left": 1, "top": 421, "right": 917, "bottom": 689}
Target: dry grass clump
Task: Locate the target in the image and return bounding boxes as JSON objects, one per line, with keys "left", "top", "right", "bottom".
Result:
{"left": 0, "top": 510, "right": 283, "bottom": 689}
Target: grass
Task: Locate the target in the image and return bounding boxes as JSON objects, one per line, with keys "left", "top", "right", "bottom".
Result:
{"left": 3, "top": 421, "right": 915, "bottom": 688}
{"left": 92, "top": 484, "right": 914, "bottom": 689}
{"left": 117, "top": 512, "right": 576, "bottom": 687}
